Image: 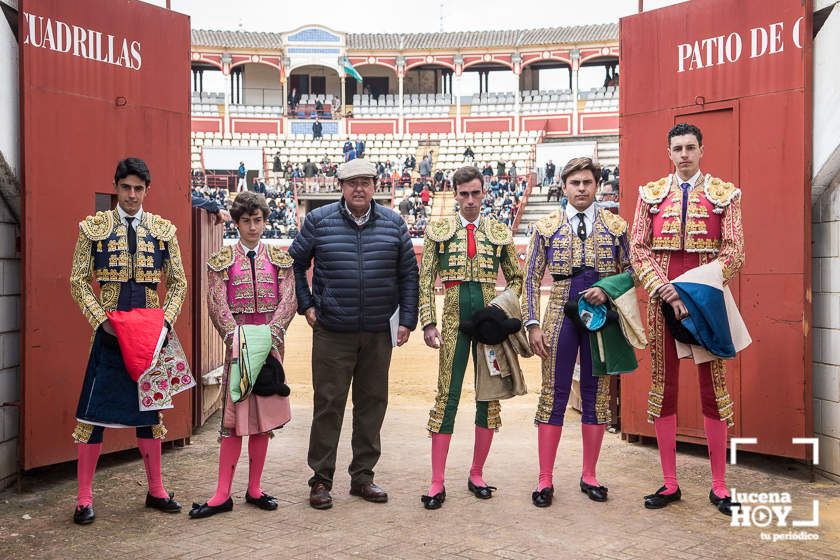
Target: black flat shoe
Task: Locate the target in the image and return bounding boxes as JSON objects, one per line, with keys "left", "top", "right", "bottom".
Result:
{"left": 531, "top": 487, "right": 554, "bottom": 508}
{"left": 421, "top": 489, "right": 446, "bottom": 510}
{"left": 145, "top": 492, "right": 182, "bottom": 513}
{"left": 246, "top": 492, "right": 279, "bottom": 511}
{"left": 73, "top": 505, "right": 95, "bottom": 525}
{"left": 188, "top": 497, "right": 234, "bottom": 519}
{"left": 467, "top": 480, "right": 497, "bottom": 499}
{"left": 580, "top": 478, "right": 608, "bottom": 502}
{"left": 644, "top": 486, "right": 682, "bottom": 509}
{"left": 709, "top": 490, "right": 741, "bottom": 516}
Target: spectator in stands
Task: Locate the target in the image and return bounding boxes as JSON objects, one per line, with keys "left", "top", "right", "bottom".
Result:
{"left": 355, "top": 139, "right": 366, "bottom": 158}
{"left": 413, "top": 178, "right": 424, "bottom": 196}
{"left": 288, "top": 87, "right": 300, "bottom": 113}
{"left": 273, "top": 153, "right": 282, "bottom": 173}
{"left": 315, "top": 99, "right": 324, "bottom": 117}
{"left": 363, "top": 84, "right": 371, "bottom": 96}
{"left": 433, "top": 169, "right": 444, "bottom": 190}
{"left": 613, "top": 165, "right": 619, "bottom": 180}
{"left": 427, "top": 150, "right": 434, "bottom": 167}
{"left": 420, "top": 184, "right": 431, "bottom": 210}
{"left": 400, "top": 169, "right": 412, "bottom": 187}
{"left": 405, "top": 154, "right": 416, "bottom": 171}
{"left": 463, "top": 146, "right": 475, "bottom": 162}
{"left": 398, "top": 194, "right": 411, "bottom": 217}
{"left": 313, "top": 118, "right": 323, "bottom": 139}
{"left": 303, "top": 158, "right": 319, "bottom": 179}
{"left": 509, "top": 162, "right": 517, "bottom": 182}
{"left": 601, "top": 166, "right": 610, "bottom": 184}
{"left": 419, "top": 155, "right": 432, "bottom": 179}
{"left": 343, "top": 137, "right": 354, "bottom": 161}
{"left": 482, "top": 163, "right": 494, "bottom": 181}
{"left": 544, "top": 159, "right": 556, "bottom": 186}
{"left": 237, "top": 161, "right": 247, "bottom": 192}
{"left": 284, "top": 161, "right": 293, "bottom": 179}
{"left": 496, "top": 159, "right": 506, "bottom": 178}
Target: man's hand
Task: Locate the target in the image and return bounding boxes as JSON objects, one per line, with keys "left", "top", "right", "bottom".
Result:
{"left": 396, "top": 326, "right": 411, "bottom": 346}
{"left": 658, "top": 283, "right": 680, "bottom": 304}
{"left": 670, "top": 298, "right": 689, "bottom": 320}
{"left": 213, "top": 209, "right": 232, "bottom": 225}
{"left": 580, "top": 287, "right": 608, "bottom": 306}
{"left": 423, "top": 325, "right": 441, "bottom": 349}
{"left": 528, "top": 325, "right": 550, "bottom": 360}
{"left": 101, "top": 319, "right": 116, "bottom": 336}
{"left": 304, "top": 307, "right": 317, "bottom": 328}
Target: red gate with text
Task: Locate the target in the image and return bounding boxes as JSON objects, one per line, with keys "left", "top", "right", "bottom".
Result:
{"left": 619, "top": 0, "right": 812, "bottom": 458}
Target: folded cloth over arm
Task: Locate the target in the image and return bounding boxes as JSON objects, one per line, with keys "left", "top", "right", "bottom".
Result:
{"left": 588, "top": 271, "right": 647, "bottom": 376}
{"left": 474, "top": 289, "right": 532, "bottom": 401}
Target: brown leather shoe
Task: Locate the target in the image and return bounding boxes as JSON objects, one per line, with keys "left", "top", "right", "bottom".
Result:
{"left": 309, "top": 482, "right": 333, "bottom": 510}
{"left": 349, "top": 481, "right": 388, "bottom": 503}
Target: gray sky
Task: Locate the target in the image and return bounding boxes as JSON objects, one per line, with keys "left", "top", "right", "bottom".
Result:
{"left": 145, "top": 0, "right": 687, "bottom": 95}
{"left": 144, "top": 0, "right": 686, "bottom": 34}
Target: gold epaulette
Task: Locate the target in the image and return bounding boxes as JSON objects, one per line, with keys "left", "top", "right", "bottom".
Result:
{"left": 425, "top": 216, "right": 458, "bottom": 242}
{"left": 599, "top": 208, "right": 627, "bottom": 237}
{"left": 704, "top": 176, "right": 741, "bottom": 209}
{"left": 79, "top": 211, "right": 115, "bottom": 241}
{"left": 639, "top": 176, "right": 671, "bottom": 205}
{"left": 147, "top": 214, "right": 177, "bottom": 241}
{"left": 207, "top": 245, "right": 234, "bottom": 272}
{"left": 267, "top": 245, "right": 293, "bottom": 268}
{"left": 534, "top": 210, "right": 563, "bottom": 238}
{"left": 483, "top": 218, "right": 513, "bottom": 245}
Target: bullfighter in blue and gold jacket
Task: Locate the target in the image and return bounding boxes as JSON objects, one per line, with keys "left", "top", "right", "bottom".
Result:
{"left": 69, "top": 158, "right": 187, "bottom": 525}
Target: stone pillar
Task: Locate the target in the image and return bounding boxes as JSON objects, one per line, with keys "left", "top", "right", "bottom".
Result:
{"left": 571, "top": 49, "right": 580, "bottom": 137}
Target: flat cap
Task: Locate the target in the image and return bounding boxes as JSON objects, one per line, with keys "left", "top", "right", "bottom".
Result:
{"left": 337, "top": 158, "right": 377, "bottom": 181}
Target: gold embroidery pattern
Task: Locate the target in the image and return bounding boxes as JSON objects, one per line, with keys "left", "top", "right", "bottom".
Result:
{"left": 69, "top": 232, "right": 108, "bottom": 329}
{"left": 595, "top": 375, "right": 612, "bottom": 424}
{"left": 207, "top": 246, "right": 235, "bottom": 272}
{"left": 147, "top": 214, "right": 177, "bottom": 242}
{"left": 426, "top": 215, "right": 458, "bottom": 242}
{"left": 427, "top": 285, "right": 463, "bottom": 432}
{"left": 79, "top": 211, "right": 115, "bottom": 241}
{"left": 71, "top": 421, "right": 95, "bottom": 443}
{"left": 145, "top": 288, "right": 160, "bottom": 308}
{"left": 711, "top": 359, "right": 735, "bottom": 427}
{"left": 418, "top": 234, "right": 440, "bottom": 327}
{"left": 599, "top": 209, "right": 627, "bottom": 237}
{"left": 151, "top": 416, "right": 168, "bottom": 439}
{"left": 534, "top": 210, "right": 564, "bottom": 237}
{"left": 535, "top": 279, "right": 572, "bottom": 423}
{"left": 630, "top": 191, "right": 669, "bottom": 296}
{"left": 99, "top": 282, "right": 120, "bottom": 311}
{"left": 645, "top": 251, "right": 671, "bottom": 422}
{"left": 161, "top": 235, "right": 187, "bottom": 326}
{"left": 267, "top": 245, "right": 293, "bottom": 268}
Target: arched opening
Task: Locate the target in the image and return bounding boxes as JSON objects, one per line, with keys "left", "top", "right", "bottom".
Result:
{"left": 287, "top": 64, "right": 341, "bottom": 118}
{"left": 237, "top": 62, "right": 284, "bottom": 107}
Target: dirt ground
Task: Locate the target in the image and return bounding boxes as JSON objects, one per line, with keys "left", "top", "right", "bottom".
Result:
{"left": 1, "top": 296, "right": 838, "bottom": 559}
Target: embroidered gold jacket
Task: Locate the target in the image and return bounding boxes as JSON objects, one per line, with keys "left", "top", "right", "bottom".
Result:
{"left": 523, "top": 208, "right": 631, "bottom": 323}
{"left": 69, "top": 209, "right": 187, "bottom": 329}
{"left": 630, "top": 173, "right": 744, "bottom": 296}
{"left": 419, "top": 215, "right": 523, "bottom": 327}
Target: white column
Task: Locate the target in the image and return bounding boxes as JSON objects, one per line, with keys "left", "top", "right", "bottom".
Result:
{"left": 340, "top": 76, "right": 346, "bottom": 115}
{"left": 454, "top": 72, "right": 461, "bottom": 137}
{"left": 513, "top": 71, "right": 521, "bottom": 134}
{"left": 571, "top": 49, "right": 580, "bottom": 137}
{"left": 398, "top": 74, "right": 404, "bottom": 135}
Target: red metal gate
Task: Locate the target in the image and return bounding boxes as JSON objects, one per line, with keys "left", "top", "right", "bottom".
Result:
{"left": 19, "top": 0, "right": 192, "bottom": 469}
{"left": 619, "top": 0, "right": 812, "bottom": 458}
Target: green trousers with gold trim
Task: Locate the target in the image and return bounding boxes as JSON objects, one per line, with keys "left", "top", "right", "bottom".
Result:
{"left": 427, "top": 281, "right": 502, "bottom": 434}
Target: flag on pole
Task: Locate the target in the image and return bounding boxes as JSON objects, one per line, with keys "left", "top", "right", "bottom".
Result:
{"left": 342, "top": 58, "right": 363, "bottom": 82}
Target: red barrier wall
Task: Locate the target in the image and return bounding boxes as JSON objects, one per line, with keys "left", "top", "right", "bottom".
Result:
{"left": 20, "top": 0, "right": 192, "bottom": 469}
{"left": 619, "top": 0, "right": 812, "bottom": 458}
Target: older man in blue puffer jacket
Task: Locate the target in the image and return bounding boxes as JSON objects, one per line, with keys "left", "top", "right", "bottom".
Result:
{"left": 289, "top": 158, "right": 419, "bottom": 510}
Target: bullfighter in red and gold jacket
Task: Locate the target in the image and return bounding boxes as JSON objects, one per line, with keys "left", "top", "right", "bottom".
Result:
{"left": 629, "top": 123, "right": 744, "bottom": 516}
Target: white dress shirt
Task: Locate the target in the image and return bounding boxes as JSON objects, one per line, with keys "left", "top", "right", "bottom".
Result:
{"left": 116, "top": 205, "right": 143, "bottom": 227}
{"left": 239, "top": 240, "right": 261, "bottom": 256}
{"left": 565, "top": 202, "right": 596, "bottom": 238}
{"left": 676, "top": 169, "right": 702, "bottom": 188}
{"left": 459, "top": 213, "right": 480, "bottom": 229}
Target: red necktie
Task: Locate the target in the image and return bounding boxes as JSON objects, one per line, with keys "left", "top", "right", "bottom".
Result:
{"left": 466, "top": 223, "right": 476, "bottom": 259}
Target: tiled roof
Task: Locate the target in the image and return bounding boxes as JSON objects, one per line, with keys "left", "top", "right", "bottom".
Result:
{"left": 191, "top": 29, "right": 285, "bottom": 50}
{"left": 347, "top": 24, "right": 618, "bottom": 50}
{"left": 191, "top": 24, "right": 617, "bottom": 51}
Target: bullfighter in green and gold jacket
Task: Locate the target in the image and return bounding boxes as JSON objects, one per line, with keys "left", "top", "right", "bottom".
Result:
{"left": 419, "top": 166, "right": 523, "bottom": 510}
